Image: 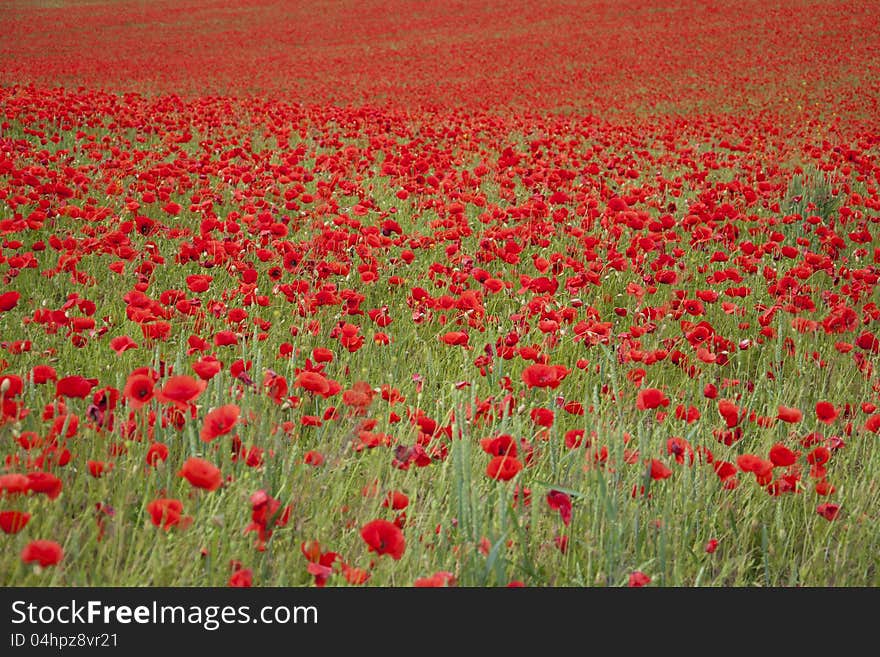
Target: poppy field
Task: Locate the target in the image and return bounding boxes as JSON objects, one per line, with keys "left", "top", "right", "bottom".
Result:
{"left": 1, "top": 0, "right": 879, "bottom": 587}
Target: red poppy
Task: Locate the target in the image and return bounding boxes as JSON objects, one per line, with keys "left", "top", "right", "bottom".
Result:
{"left": 440, "top": 331, "right": 469, "bottom": 346}
{"left": 301, "top": 540, "right": 339, "bottom": 586}
{"left": 21, "top": 539, "right": 63, "bottom": 567}
{"left": 192, "top": 356, "right": 222, "bottom": 381}
{"left": 228, "top": 568, "right": 253, "bottom": 587}
{"left": 777, "top": 405, "right": 803, "bottom": 423}
{"left": 341, "top": 562, "right": 371, "bottom": 585}
{"left": 546, "top": 490, "right": 572, "bottom": 525}
{"left": 0, "top": 473, "right": 30, "bottom": 496}
{"left": 178, "top": 457, "right": 222, "bottom": 491}
{"left": 88, "top": 460, "right": 112, "bottom": 478}
{"left": 146, "top": 498, "right": 191, "bottom": 530}
{"left": 666, "top": 436, "right": 693, "bottom": 464}
{"left": 705, "top": 539, "right": 719, "bottom": 554}
{"left": 26, "top": 471, "right": 63, "bottom": 499}
{"left": 360, "top": 519, "right": 406, "bottom": 560}
{"left": 815, "top": 401, "right": 838, "bottom": 424}
{"left": 123, "top": 373, "right": 155, "bottom": 409}
{"left": 815, "top": 479, "right": 835, "bottom": 495}
{"left": 530, "top": 408, "right": 554, "bottom": 427}
{"left": 312, "top": 347, "right": 334, "bottom": 363}
{"left": 156, "top": 375, "right": 207, "bottom": 408}
{"left": 31, "top": 365, "right": 57, "bottom": 384}
{"left": 806, "top": 446, "right": 830, "bottom": 466}
{"left": 768, "top": 443, "right": 798, "bottom": 467}
{"left": 628, "top": 571, "right": 651, "bottom": 587}
{"left": 200, "top": 404, "right": 240, "bottom": 442}
{"left": 816, "top": 503, "right": 840, "bottom": 521}
{"left": 56, "top": 375, "right": 97, "bottom": 399}
{"left": 414, "top": 571, "right": 456, "bottom": 587}
{"left": 486, "top": 455, "right": 523, "bottom": 481}
{"left": 521, "top": 363, "right": 568, "bottom": 389}
{"left": 736, "top": 454, "right": 771, "bottom": 475}
{"left": 717, "top": 399, "right": 741, "bottom": 428}
{"left": 855, "top": 331, "right": 879, "bottom": 354}
{"left": 186, "top": 274, "right": 212, "bottom": 293}
{"left": 564, "top": 429, "right": 586, "bottom": 449}
{"left": 636, "top": 388, "right": 669, "bottom": 410}
{"left": 480, "top": 434, "right": 517, "bottom": 457}
{"left": 145, "top": 442, "right": 169, "bottom": 466}
{"left": 342, "top": 381, "right": 374, "bottom": 410}
{"left": 109, "top": 335, "right": 138, "bottom": 354}
{"left": 0, "top": 290, "right": 20, "bottom": 312}
{"left": 303, "top": 450, "right": 324, "bottom": 466}
{"left": 295, "top": 371, "right": 331, "bottom": 396}
{"left": 0, "top": 510, "right": 30, "bottom": 534}
{"left": 382, "top": 491, "right": 409, "bottom": 510}
{"left": 649, "top": 459, "right": 673, "bottom": 480}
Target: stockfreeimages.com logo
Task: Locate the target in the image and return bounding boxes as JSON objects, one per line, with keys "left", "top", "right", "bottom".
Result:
{"left": 11, "top": 600, "right": 317, "bottom": 631}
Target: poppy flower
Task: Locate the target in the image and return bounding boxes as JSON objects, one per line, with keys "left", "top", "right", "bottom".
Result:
{"left": 56, "top": 375, "right": 97, "bottom": 399}
{"left": 341, "top": 563, "right": 370, "bottom": 585}
{"left": 146, "top": 498, "right": 191, "bottom": 530}
{"left": 530, "top": 407, "right": 554, "bottom": 427}
{"left": 768, "top": 443, "right": 798, "bottom": 467}
{"left": 245, "top": 490, "right": 291, "bottom": 550}
{"left": 0, "top": 473, "right": 30, "bottom": 496}
{"left": 26, "top": 472, "right": 63, "bottom": 499}
{"left": 480, "top": 434, "right": 517, "bottom": 457}
{"left": 123, "top": 373, "right": 155, "bottom": 409}
{"left": 295, "top": 371, "right": 331, "bottom": 396}
{"left": 178, "top": 457, "right": 222, "bottom": 491}
{"left": 88, "top": 460, "right": 111, "bottom": 478}
{"left": 312, "top": 348, "right": 334, "bottom": 363}
{"left": 21, "top": 540, "right": 63, "bottom": 567}
{"left": 200, "top": 404, "right": 240, "bottom": 442}
{"left": 0, "top": 510, "right": 30, "bottom": 534}
{"left": 666, "top": 436, "right": 693, "bottom": 464}
{"left": 628, "top": 571, "right": 651, "bottom": 587}
{"left": 855, "top": 331, "right": 879, "bottom": 354}
{"left": 360, "top": 519, "right": 406, "bottom": 560}
{"left": 736, "top": 454, "right": 773, "bottom": 480}
{"left": 414, "top": 571, "right": 456, "bottom": 587}
{"left": 777, "top": 405, "right": 803, "bottom": 423}
{"left": 546, "top": 490, "right": 572, "bottom": 525}
{"left": 303, "top": 450, "right": 324, "bottom": 466}
{"left": 145, "top": 442, "right": 169, "bottom": 466}
{"left": 816, "top": 503, "right": 840, "bottom": 521}
{"left": 109, "top": 335, "right": 138, "bottom": 354}
{"left": 0, "top": 290, "right": 20, "bottom": 312}
{"left": 815, "top": 402, "right": 838, "bottom": 424}
{"left": 228, "top": 568, "right": 253, "bottom": 587}
{"left": 649, "top": 459, "right": 673, "bottom": 480}
{"left": 440, "top": 331, "right": 469, "bottom": 346}
{"left": 705, "top": 539, "right": 719, "bottom": 554}
{"left": 186, "top": 274, "right": 212, "bottom": 293}
{"left": 636, "top": 388, "right": 669, "bottom": 410}
{"left": 717, "top": 399, "right": 741, "bottom": 427}
{"left": 156, "top": 375, "right": 207, "bottom": 408}
{"left": 382, "top": 491, "right": 409, "bottom": 510}
{"left": 806, "top": 446, "right": 830, "bottom": 466}
{"left": 192, "top": 356, "right": 222, "bottom": 381}
{"left": 486, "top": 455, "right": 523, "bottom": 481}
{"left": 521, "top": 363, "right": 568, "bottom": 389}
{"left": 31, "top": 365, "right": 58, "bottom": 384}
{"left": 342, "top": 381, "right": 374, "bottom": 410}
